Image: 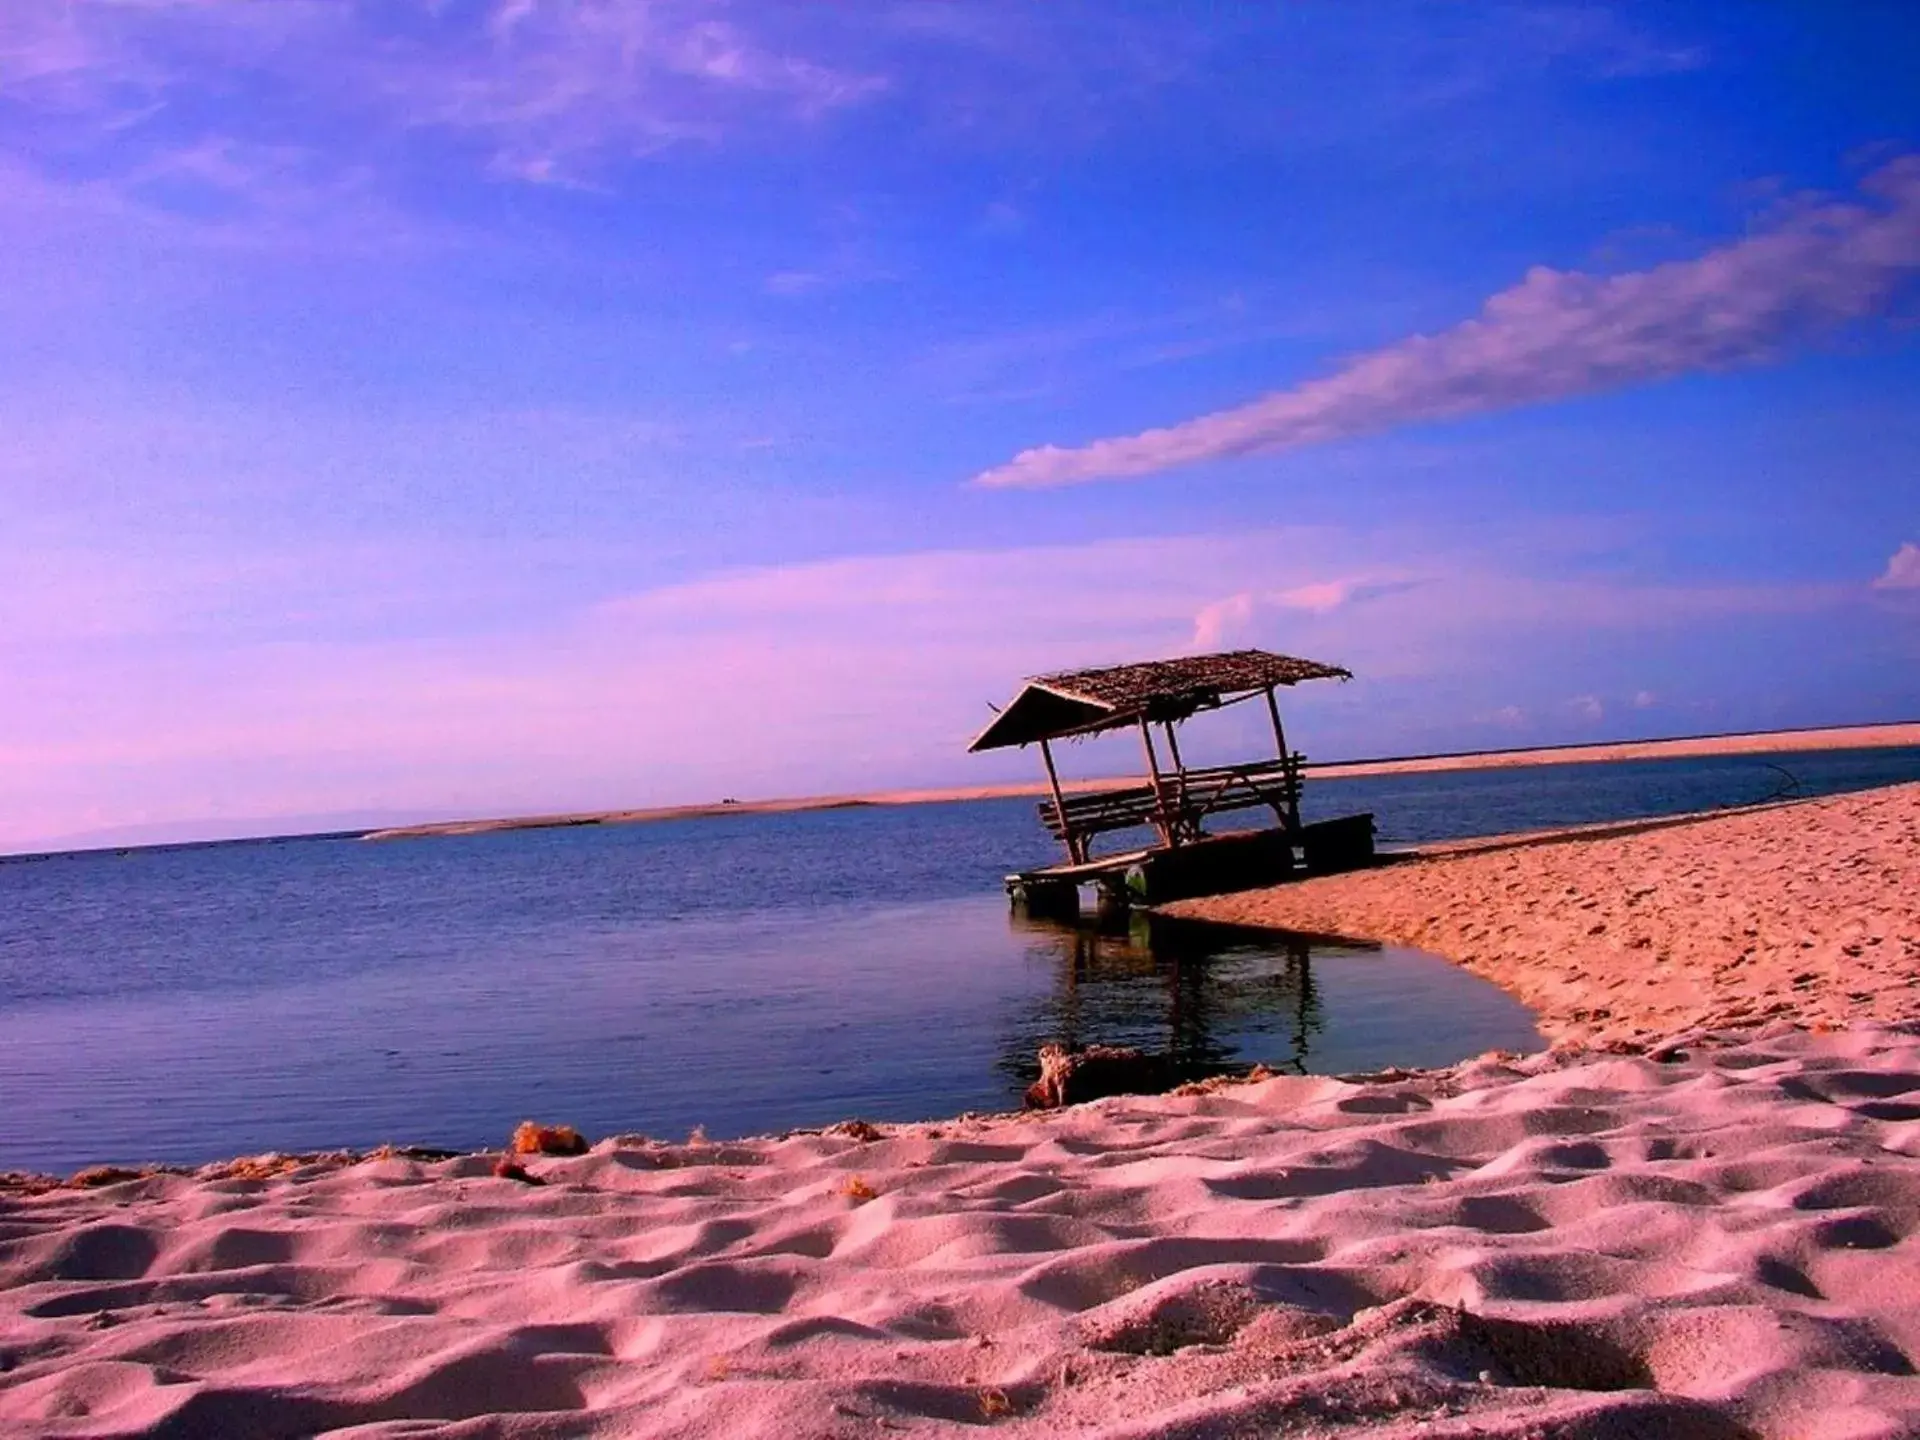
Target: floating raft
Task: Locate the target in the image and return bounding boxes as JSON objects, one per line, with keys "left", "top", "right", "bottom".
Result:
{"left": 1007, "top": 814, "right": 1376, "bottom": 919}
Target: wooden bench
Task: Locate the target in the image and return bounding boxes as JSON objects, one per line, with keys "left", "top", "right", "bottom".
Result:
{"left": 1038, "top": 784, "right": 1163, "bottom": 841}
{"left": 1038, "top": 756, "right": 1305, "bottom": 859}
{"left": 1168, "top": 759, "right": 1302, "bottom": 822}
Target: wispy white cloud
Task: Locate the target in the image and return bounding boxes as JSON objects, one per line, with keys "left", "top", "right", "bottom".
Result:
{"left": 1509, "top": 4, "right": 1708, "bottom": 79}
{"left": 1273, "top": 581, "right": 1353, "bottom": 615}
{"left": 0, "top": 0, "right": 1726, "bottom": 243}
{"left": 416, "top": 0, "right": 887, "bottom": 182}
{"left": 1189, "top": 576, "right": 1438, "bottom": 649}
{"left": 1192, "top": 577, "right": 1392, "bottom": 647}
{"left": 1189, "top": 592, "right": 1256, "bottom": 650}
{"left": 1874, "top": 540, "right": 1920, "bottom": 590}
{"left": 0, "top": 1, "right": 886, "bottom": 200}
{"left": 974, "top": 156, "right": 1920, "bottom": 488}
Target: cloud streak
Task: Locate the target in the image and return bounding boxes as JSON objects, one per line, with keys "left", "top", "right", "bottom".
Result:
{"left": 974, "top": 157, "right": 1920, "bottom": 488}
{"left": 422, "top": 0, "right": 887, "bottom": 182}
{"left": 0, "top": 1, "right": 886, "bottom": 194}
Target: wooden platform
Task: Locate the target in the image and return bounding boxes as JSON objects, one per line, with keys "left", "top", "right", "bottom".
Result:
{"left": 1007, "top": 814, "right": 1375, "bottom": 918}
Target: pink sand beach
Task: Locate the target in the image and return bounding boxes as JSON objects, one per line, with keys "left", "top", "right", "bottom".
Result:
{"left": 5, "top": 783, "right": 1919, "bottom": 1438}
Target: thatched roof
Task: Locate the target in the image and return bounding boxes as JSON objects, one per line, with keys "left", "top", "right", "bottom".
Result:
{"left": 968, "top": 649, "right": 1351, "bottom": 752}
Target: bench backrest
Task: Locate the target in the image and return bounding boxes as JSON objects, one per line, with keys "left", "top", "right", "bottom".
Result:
{"left": 1037, "top": 757, "right": 1303, "bottom": 841}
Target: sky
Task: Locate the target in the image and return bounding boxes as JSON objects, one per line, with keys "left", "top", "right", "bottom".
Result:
{"left": 2, "top": 0, "right": 1917, "bottom": 853}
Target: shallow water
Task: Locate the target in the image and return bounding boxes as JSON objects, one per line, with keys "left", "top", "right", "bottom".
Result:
{"left": 2, "top": 745, "right": 1915, "bottom": 1173}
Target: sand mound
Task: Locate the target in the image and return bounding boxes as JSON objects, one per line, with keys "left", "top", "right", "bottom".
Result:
{"left": 5, "top": 1022, "right": 1918, "bottom": 1437}
{"left": 1170, "top": 780, "right": 1920, "bottom": 1048}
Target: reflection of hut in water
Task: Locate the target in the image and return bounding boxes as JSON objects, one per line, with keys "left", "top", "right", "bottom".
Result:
{"left": 970, "top": 649, "right": 1376, "bottom": 916}
{"left": 999, "top": 911, "right": 1347, "bottom": 1092}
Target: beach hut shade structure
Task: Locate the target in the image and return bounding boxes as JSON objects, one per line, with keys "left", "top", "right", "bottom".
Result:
{"left": 968, "top": 649, "right": 1350, "bottom": 753}
{"left": 971, "top": 648, "right": 1352, "bottom": 869}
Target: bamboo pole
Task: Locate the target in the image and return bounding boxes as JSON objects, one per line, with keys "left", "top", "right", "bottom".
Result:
{"left": 1264, "top": 687, "right": 1303, "bottom": 833}
{"left": 1161, "top": 720, "right": 1190, "bottom": 839}
{"left": 1138, "top": 718, "right": 1175, "bottom": 846}
{"left": 1161, "top": 720, "right": 1186, "bottom": 776}
{"left": 1039, "top": 738, "right": 1082, "bottom": 864}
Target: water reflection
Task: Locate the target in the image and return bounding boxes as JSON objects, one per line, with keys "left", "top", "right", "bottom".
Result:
{"left": 1000, "top": 910, "right": 1358, "bottom": 1091}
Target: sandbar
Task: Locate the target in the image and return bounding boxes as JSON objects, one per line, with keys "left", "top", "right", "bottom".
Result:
{"left": 361, "top": 720, "right": 1920, "bottom": 841}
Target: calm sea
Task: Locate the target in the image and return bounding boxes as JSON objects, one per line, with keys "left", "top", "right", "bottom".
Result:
{"left": 2, "top": 746, "right": 1915, "bottom": 1175}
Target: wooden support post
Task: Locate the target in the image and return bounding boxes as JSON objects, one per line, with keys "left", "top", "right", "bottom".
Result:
{"left": 1039, "top": 738, "right": 1083, "bottom": 865}
{"left": 1161, "top": 720, "right": 1186, "bottom": 776}
{"left": 1161, "top": 720, "right": 1191, "bottom": 840}
{"left": 1138, "top": 718, "right": 1175, "bottom": 847}
{"left": 1264, "top": 687, "right": 1303, "bottom": 834}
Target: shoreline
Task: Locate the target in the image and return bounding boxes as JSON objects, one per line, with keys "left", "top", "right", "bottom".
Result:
{"left": 5, "top": 784, "right": 1920, "bottom": 1436}
{"left": 355, "top": 718, "right": 1920, "bottom": 843}
{"left": 1165, "top": 779, "right": 1920, "bottom": 1049}
{"left": 6, "top": 720, "right": 1913, "bottom": 857}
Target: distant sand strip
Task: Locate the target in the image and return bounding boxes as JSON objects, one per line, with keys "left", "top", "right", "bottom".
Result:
{"left": 362, "top": 720, "right": 1920, "bottom": 840}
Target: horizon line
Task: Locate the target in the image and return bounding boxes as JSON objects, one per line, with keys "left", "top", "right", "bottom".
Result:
{"left": 6, "top": 717, "right": 1916, "bottom": 863}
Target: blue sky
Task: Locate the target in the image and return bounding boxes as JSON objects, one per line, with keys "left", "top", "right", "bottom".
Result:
{"left": 2, "top": 1, "right": 1917, "bottom": 851}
